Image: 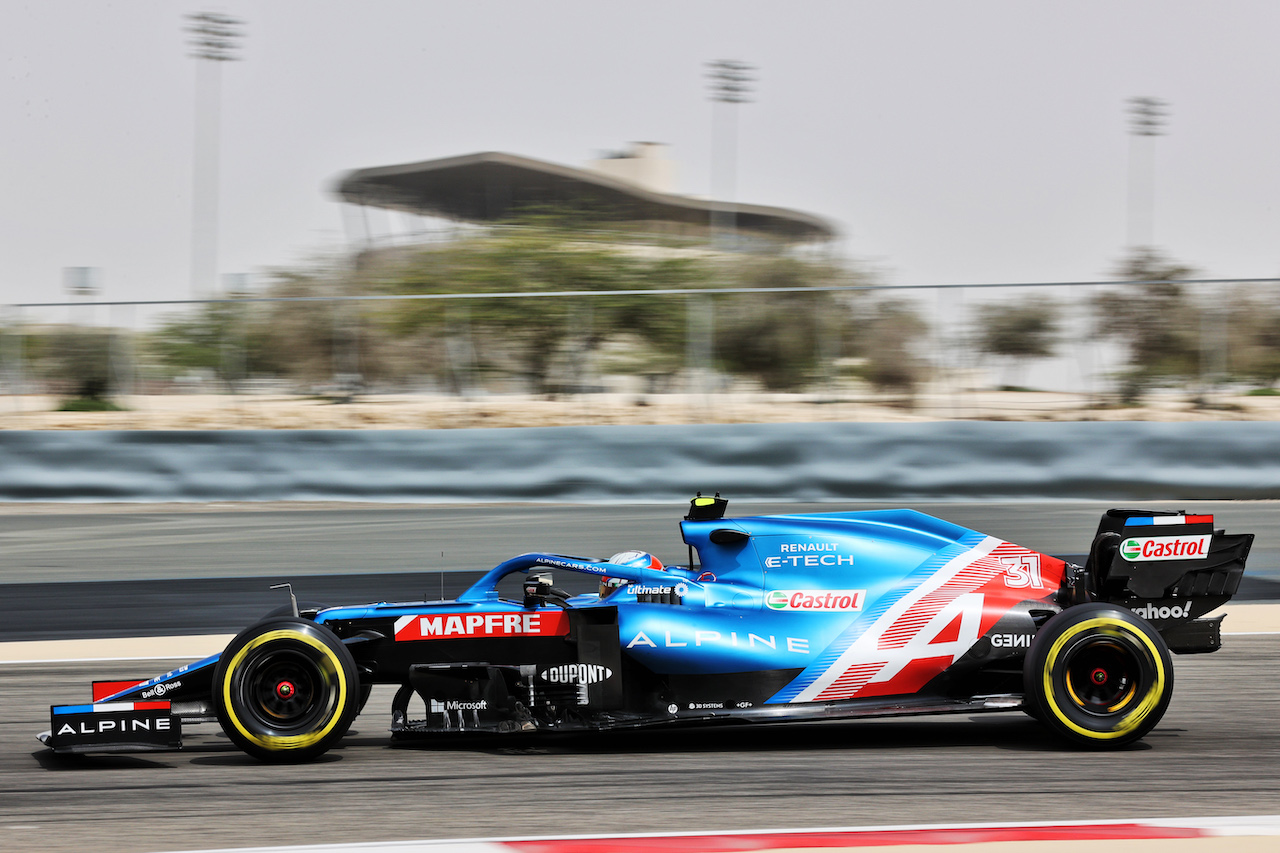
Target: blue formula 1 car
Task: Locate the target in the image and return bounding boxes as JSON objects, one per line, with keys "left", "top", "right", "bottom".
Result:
{"left": 40, "top": 496, "right": 1252, "bottom": 761}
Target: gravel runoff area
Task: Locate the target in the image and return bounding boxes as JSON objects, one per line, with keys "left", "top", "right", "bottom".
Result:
{"left": 3, "top": 389, "right": 1280, "bottom": 430}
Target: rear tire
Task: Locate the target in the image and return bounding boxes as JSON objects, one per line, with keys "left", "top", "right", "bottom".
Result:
{"left": 1024, "top": 603, "right": 1173, "bottom": 748}
{"left": 214, "top": 617, "right": 360, "bottom": 762}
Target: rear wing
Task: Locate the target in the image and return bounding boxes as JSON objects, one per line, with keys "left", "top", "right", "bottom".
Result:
{"left": 1070, "top": 509, "right": 1253, "bottom": 653}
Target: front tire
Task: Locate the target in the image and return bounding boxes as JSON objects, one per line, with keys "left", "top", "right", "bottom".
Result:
{"left": 1024, "top": 603, "right": 1173, "bottom": 748}
{"left": 214, "top": 617, "right": 360, "bottom": 762}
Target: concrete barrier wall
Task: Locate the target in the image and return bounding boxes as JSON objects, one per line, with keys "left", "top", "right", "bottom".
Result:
{"left": 0, "top": 422, "right": 1276, "bottom": 502}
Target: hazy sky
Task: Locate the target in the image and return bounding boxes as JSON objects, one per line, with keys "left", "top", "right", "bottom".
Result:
{"left": 5, "top": 1, "right": 1280, "bottom": 309}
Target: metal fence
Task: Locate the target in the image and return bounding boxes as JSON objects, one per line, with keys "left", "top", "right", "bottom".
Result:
{"left": 1, "top": 276, "right": 1277, "bottom": 429}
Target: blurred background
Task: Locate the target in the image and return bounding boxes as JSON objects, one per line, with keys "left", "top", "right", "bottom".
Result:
{"left": 6, "top": 1, "right": 1280, "bottom": 428}
{"left": 7, "top": 8, "right": 1280, "bottom": 847}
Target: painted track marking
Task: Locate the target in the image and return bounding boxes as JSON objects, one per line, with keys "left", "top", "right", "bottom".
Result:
{"left": 161, "top": 815, "right": 1280, "bottom": 853}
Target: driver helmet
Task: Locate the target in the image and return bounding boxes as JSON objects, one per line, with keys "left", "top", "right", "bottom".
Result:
{"left": 600, "top": 550, "right": 664, "bottom": 597}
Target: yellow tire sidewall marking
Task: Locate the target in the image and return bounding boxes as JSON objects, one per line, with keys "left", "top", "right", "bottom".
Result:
{"left": 222, "top": 628, "right": 348, "bottom": 752}
{"left": 1041, "top": 616, "right": 1165, "bottom": 741}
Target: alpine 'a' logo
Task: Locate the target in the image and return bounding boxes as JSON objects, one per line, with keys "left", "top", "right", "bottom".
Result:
{"left": 539, "top": 664, "right": 613, "bottom": 684}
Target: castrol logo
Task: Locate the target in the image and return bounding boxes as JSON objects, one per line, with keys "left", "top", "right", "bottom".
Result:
{"left": 1120, "top": 535, "right": 1210, "bottom": 562}
{"left": 765, "top": 590, "right": 865, "bottom": 612}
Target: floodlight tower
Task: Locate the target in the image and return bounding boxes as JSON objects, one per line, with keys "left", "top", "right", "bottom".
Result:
{"left": 1126, "top": 96, "right": 1167, "bottom": 249}
{"left": 706, "top": 59, "right": 756, "bottom": 248}
{"left": 186, "top": 12, "right": 245, "bottom": 299}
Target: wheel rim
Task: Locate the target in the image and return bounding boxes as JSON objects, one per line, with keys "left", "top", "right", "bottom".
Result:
{"left": 1062, "top": 637, "right": 1141, "bottom": 716}
{"left": 1035, "top": 610, "right": 1172, "bottom": 744}
{"left": 232, "top": 644, "right": 338, "bottom": 736}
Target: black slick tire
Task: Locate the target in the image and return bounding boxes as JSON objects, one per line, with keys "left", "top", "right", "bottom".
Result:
{"left": 213, "top": 617, "right": 360, "bottom": 763}
{"left": 1023, "top": 603, "right": 1173, "bottom": 748}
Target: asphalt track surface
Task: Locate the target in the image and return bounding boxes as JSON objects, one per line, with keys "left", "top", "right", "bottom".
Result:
{"left": 2, "top": 501, "right": 1278, "bottom": 853}
{"left": 5, "top": 640, "right": 1280, "bottom": 853}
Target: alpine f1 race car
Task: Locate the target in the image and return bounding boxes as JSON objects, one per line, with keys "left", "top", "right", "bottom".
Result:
{"left": 40, "top": 496, "right": 1252, "bottom": 761}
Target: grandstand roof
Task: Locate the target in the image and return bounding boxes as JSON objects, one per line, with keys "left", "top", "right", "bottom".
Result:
{"left": 333, "top": 151, "right": 836, "bottom": 243}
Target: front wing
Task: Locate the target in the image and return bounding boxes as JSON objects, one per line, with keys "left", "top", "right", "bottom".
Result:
{"left": 39, "top": 701, "right": 182, "bottom": 754}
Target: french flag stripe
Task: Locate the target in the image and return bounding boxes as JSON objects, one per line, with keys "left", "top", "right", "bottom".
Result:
{"left": 53, "top": 701, "right": 170, "bottom": 714}
{"left": 1125, "top": 515, "right": 1213, "bottom": 527}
